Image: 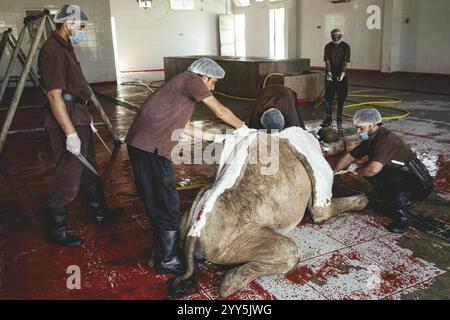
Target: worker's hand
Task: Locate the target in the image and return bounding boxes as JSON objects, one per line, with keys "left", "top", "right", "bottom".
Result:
{"left": 338, "top": 72, "right": 346, "bottom": 82}
{"left": 347, "top": 163, "right": 359, "bottom": 174}
{"left": 233, "top": 123, "right": 250, "bottom": 136}
{"left": 66, "top": 132, "right": 81, "bottom": 156}
{"left": 326, "top": 72, "right": 333, "bottom": 82}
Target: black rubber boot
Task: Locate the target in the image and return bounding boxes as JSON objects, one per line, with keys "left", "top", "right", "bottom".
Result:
{"left": 388, "top": 193, "right": 413, "bottom": 234}
{"left": 153, "top": 229, "right": 185, "bottom": 276}
{"left": 47, "top": 207, "right": 83, "bottom": 247}
{"left": 87, "top": 187, "right": 123, "bottom": 225}
{"left": 322, "top": 101, "right": 332, "bottom": 128}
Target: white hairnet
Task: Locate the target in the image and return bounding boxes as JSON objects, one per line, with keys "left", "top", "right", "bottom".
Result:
{"left": 331, "top": 28, "right": 343, "bottom": 35}
{"left": 53, "top": 4, "right": 89, "bottom": 24}
{"left": 187, "top": 58, "right": 225, "bottom": 79}
{"left": 353, "top": 108, "right": 382, "bottom": 126}
{"left": 261, "top": 108, "right": 285, "bottom": 131}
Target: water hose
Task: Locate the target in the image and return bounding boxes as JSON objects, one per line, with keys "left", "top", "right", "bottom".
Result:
{"left": 120, "top": 81, "right": 154, "bottom": 92}
{"left": 140, "top": 73, "right": 410, "bottom": 121}
{"left": 215, "top": 73, "right": 285, "bottom": 102}
{"left": 343, "top": 94, "right": 409, "bottom": 121}
{"left": 314, "top": 93, "right": 409, "bottom": 122}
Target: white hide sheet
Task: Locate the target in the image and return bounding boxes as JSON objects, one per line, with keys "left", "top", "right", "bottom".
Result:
{"left": 187, "top": 127, "right": 334, "bottom": 237}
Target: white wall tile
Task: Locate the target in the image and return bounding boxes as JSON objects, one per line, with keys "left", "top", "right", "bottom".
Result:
{"left": 0, "top": 0, "right": 116, "bottom": 83}
{"left": 109, "top": 0, "right": 228, "bottom": 72}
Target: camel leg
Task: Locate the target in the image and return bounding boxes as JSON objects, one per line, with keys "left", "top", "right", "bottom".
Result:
{"left": 311, "top": 194, "right": 369, "bottom": 224}
{"left": 218, "top": 228, "right": 299, "bottom": 297}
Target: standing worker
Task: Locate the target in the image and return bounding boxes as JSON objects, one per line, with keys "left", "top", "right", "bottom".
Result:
{"left": 322, "top": 28, "right": 351, "bottom": 136}
{"left": 333, "top": 109, "right": 433, "bottom": 233}
{"left": 126, "top": 58, "right": 249, "bottom": 275}
{"left": 38, "top": 5, "right": 122, "bottom": 247}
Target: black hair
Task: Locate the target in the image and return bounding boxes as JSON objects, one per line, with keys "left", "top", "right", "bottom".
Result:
{"left": 55, "top": 22, "right": 64, "bottom": 30}
{"left": 195, "top": 73, "right": 212, "bottom": 81}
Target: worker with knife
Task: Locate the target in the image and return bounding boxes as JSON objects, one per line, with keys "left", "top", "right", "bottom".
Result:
{"left": 333, "top": 109, "right": 433, "bottom": 234}
{"left": 38, "top": 4, "right": 122, "bottom": 247}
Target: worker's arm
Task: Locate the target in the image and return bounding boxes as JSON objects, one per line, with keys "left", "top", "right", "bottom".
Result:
{"left": 183, "top": 121, "right": 215, "bottom": 141}
{"left": 325, "top": 60, "right": 331, "bottom": 74}
{"left": 356, "top": 161, "right": 383, "bottom": 177}
{"left": 333, "top": 152, "right": 355, "bottom": 172}
{"left": 341, "top": 62, "right": 348, "bottom": 73}
{"left": 47, "top": 89, "right": 76, "bottom": 135}
{"left": 202, "top": 96, "right": 244, "bottom": 129}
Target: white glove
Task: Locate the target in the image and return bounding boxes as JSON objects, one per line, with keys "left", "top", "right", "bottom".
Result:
{"left": 66, "top": 132, "right": 81, "bottom": 156}
{"left": 338, "top": 72, "right": 346, "bottom": 82}
{"left": 347, "top": 163, "right": 359, "bottom": 174}
{"left": 233, "top": 123, "right": 250, "bottom": 136}
{"left": 213, "top": 134, "right": 227, "bottom": 143}
{"left": 326, "top": 72, "right": 333, "bottom": 82}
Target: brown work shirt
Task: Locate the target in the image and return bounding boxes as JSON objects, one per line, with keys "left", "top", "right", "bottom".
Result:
{"left": 38, "top": 31, "right": 92, "bottom": 128}
{"left": 324, "top": 41, "right": 351, "bottom": 76}
{"left": 125, "top": 72, "right": 212, "bottom": 160}
{"left": 350, "top": 127, "right": 416, "bottom": 170}
{"left": 248, "top": 85, "right": 303, "bottom": 130}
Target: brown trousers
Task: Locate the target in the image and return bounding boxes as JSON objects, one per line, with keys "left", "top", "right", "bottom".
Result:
{"left": 47, "top": 126, "right": 101, "bottom": 208}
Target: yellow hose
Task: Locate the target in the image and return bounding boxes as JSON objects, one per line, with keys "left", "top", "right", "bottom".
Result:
{"left": 215, "top": 73, "right": 285, "bottom": 102}
{"left": 344, "top": 94, "right": 409, "bottom": 121}
{"left": 215, "top": 72, "right": 410, "bottom": 122}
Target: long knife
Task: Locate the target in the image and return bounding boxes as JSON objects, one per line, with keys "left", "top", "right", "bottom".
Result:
{"left": 76, "top": 154, "right": 100, "bottom": 176}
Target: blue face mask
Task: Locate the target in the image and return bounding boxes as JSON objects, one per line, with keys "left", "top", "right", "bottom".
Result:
{"left": 333, "top": 39, "right": 343, "bottom": 45}
{"left": 359, "top": 132, "right": 369, "bottom": 141}
{"left": 69, "top": 30, "right": 86, "bottom": 45}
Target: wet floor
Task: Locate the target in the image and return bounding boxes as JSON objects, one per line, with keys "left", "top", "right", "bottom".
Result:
{"left": 0, "top": 75, "right": 449, "bottom": 300}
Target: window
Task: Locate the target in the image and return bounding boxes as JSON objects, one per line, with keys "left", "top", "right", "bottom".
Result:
{"left": 233, "top": 0, "right": 250, "bottom": 7}
{"left": 219, "top": 14, "right": 246, "bottom": 57}
{"left": 269, "top": 8, "right": 285, "bottom": 59}
{"left": 234, "top": 14, "right": 246, "bottom": 56}
{"left": 138, "top": 0, "right": 152, "bottom": 9}
{"left": 170, "top": 0, "right": 195, "bottom": 10}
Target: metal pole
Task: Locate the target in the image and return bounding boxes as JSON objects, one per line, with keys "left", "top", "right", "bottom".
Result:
{"left": 0, "top": 29, "right": 12, "bottom": 64}
{"left": 46, "top": 15, "right": 55, "bottom": 30}
{"left": 8, "top": 32, "right": 41, "bottom": 88}
{"left": 0, "top": 17, "right": 46, "bottom": 155}
{"left": 0, "top": 26, "right": 27, "bottom": 105}
{"left": 88, "top": 86, "right": 122, "bottom": 144}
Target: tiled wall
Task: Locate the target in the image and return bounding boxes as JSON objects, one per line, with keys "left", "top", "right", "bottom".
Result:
{"left": 0, "top": 0, "right": 116, "bottom": 84}
{"left": 298, "top": 0, "right": 384, "bottom": 71}
{"left": 396, "top": 0, "right": 450, "bottom": 74}
{"left": 298, "top": 0, "right": 450, "bottom": 74}
{"left": 109, "top": 0, "right": 229, "bottom": 72}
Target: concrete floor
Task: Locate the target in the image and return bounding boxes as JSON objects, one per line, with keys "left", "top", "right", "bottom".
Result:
{"left": 0, "top": 72, "right": 449, "bottom": 300}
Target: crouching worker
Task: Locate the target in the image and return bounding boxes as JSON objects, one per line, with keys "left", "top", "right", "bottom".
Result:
{"left": 333, "top": 109, "right": 433, "bottom": 233}
{"left": 39, "top": 5, "right": 123, "bottom": 247}
{"left": 125, "top": 58, "right": 249, "bottom": 275}
{"left": 248, "top": 84, "right": 305, "bottom": 132}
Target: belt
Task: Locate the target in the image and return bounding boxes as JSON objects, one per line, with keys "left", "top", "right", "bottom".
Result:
{"left": 62, "top": 91, "right": 92, "bottom": 107}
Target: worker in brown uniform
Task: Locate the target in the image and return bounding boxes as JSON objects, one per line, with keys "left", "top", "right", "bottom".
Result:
{"left": 38, "top": 5, "right": 122, "bottom": 247}
{"left": 126, "top": 58, "right": 249, "bottom": 275}
{"left": 248, "top": 84, "right": 305, "bottom": 132}
{"left": 334, "top": 109, "right": 433, "bottom": 233}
